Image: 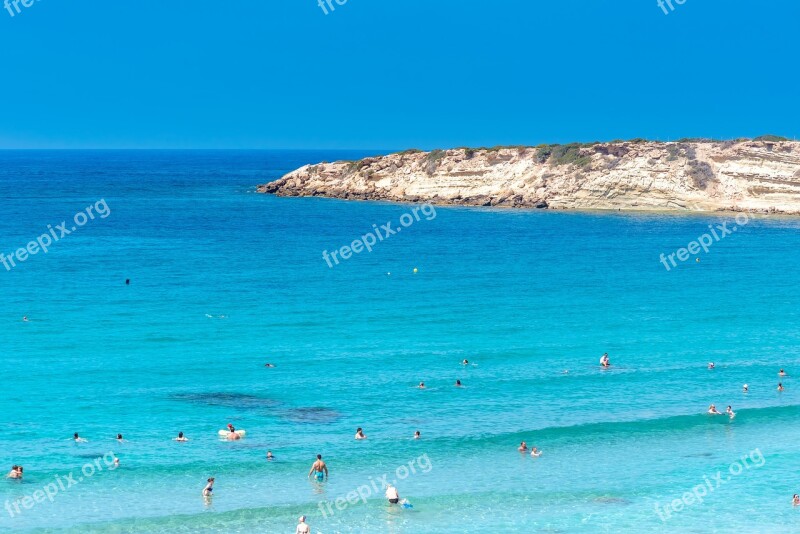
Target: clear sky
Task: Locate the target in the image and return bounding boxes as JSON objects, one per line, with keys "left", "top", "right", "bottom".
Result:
{"left": 0, "top": 0, "right": 798, "bottom": 149}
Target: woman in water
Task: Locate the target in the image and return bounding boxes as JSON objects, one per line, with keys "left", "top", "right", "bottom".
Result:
{"left": 7, "top": 466, "right": 21, "bottom": 479}
{"left": 530, "top": 447, "right": 542, "bottom": 457}
{"left": 202, "top": 478, "right": 214, "bottom": 497}
{"left": 600, "top": 353, "right": 610, "bottom": 368}
{"left": 707, "top": 404, "right": 722, "bottom": 415}
{"left": 414, "top": 430, "right": 421, "bottom": 439}
{"left": 354, "top": 428, "right": 367, "bottom": 440}
{"left": 726, "top": 406, "right": 736, "bottom": 418}
{"left": 778, "top": 383, "right": 785, "bottom": 391}
{"left": 793, "top": 494, "right": 800, "bottom": 506}
{"left": 267, "top": 450, "right": 274, "bottom": 460}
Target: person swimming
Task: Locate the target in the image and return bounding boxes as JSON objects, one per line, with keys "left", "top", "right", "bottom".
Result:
{"left": 530, "top": 447, "right": 542, "bottom": 457}
{"left": 175, "top": 431, "right": 188, "bottom": 442}
{"left": 778, "top": 383, "right": 785, "bottom": 391}
{"left": 414, "top": 430, "right": 421, "bottom": 439}
{"left": 707, "top": 404, "right": 722, "bottom": 415}
{"left": 518, "top": 441, "right": 528, "bottom": 452}
{"left": 355, "top": 428, "right": 367, "bottom": 440}
{"left": 708, "top": 362, "right": 715, "bottom": 370}
{"left": 455, "top": 379, "right": 463, "bottom": 387}
{"left": 264, "top": 363, "right": 276, "bottom": 368}
{"left": 308, "top": 454, "right": 328, "bottom": 481}
{"left": 202, "top": 477, "right": 214, "bottom": 496}
{"left": 462, "top": 359, "right": 469, "bottom": 365}
{"left": 794, "top": 494, "right": 800, "bottom": 506}
{"left": 600, "top": 353, "right": 610, "bottom": 368}
{"left": 116, "top": 434, "right": 124, "bottom": 441}
{"left": 22, "top": 316, "right": 28, "bottom": 322}
{"left": 418, "top": 382, "right": 425, "bottom": 389}
{"left": 726, "top": 406, "right": 736, "bottom": 418}
{"left": 267, "top": 450, "right": 274, "bottom": 460}
{"left": 225, "top": 424, "right": 241, "bottom": 440}
{"left": 780, "top": 369, "right": 787, "bottom": 377}
{"left": 743, "top": 384, "right": 749, "bottom": 393}
{"left": 7, "top": 466, "right": 21, "bottom": 479}
{"left": 73, "top": 432, "right": 87, "bottom": 443}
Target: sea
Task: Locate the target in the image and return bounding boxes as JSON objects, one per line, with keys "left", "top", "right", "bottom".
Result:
{"left": 2, "top": 150, "right": 800, "bottom": 533}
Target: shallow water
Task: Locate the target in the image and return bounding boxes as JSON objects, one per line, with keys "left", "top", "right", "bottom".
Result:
{"left": 1, "top": 151, "right": 800, "bottom": 533}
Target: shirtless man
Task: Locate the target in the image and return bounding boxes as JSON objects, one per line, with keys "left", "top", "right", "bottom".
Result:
{"left": 73, "top": 433, "right": 87, "bottom": 443}
{"left": 175, "top": 431, "right": 189, "bottom": 442}
{"left": 386, "top": 484, "right": 400, "bottom": 504}
{"left": 7, "top": 466, "right": 21, "bottom": 479}
{"left": 518, "top": 441, "right": 528, "bottom": 452}
{"left": 308, "top": 454, "right": 328, "bottom": 481}
{"left": 296, "top": 516, "right": 310, "bottom": 534}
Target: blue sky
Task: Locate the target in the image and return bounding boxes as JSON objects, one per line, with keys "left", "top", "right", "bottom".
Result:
{"left": 0, "top": 0, "right": 797, "bottom": 149}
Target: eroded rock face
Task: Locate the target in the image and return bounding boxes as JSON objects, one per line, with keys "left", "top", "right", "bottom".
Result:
{"left": 257, "top": 140, "right": 800, "bottom": 213}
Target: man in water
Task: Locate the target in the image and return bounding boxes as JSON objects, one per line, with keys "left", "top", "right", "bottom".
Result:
{"left": 308, "top": 454, "right": 328, "bottom": 481}
{"left": 73, "top": 432, "right": 87, "bottom": 442}
{"left": 778, "top": 383, "right": 785, "bottom": 391}
{"left": 600, "top": 353, "right": 610, "bottom": 368}
{"left": 354, "top": 428, "right": 366, "bottom": 440}
{"left": 175, "top": 431, "right": 188, "bottom": 442}
{"left": 414, "top": 430, "right": 421, "bottom": 439}
{"left": 455, "top": 379, "right": 463, "bottom": 387}
{"left": 708, "top": 362, "right": 715, "bottom": 370}
{"left": 707, "top": 404, "right": 722, "bottom": 415}
{"left": 462, "top": 359, "right": 469, "bottom": 365}
{"left": 267, "top": 450, "right": 274, "bottom": 460}
{"left": 386, "top": 484, "right": 400, "bottom": 504}
{"left": 296, "top": 516, "right": 310, "bottom": 534}
{"left": 7, "top": 466, "right": 21, "bottom": 479}
{"left": 780, "top": 369, "right": 787, "bottom": 377}
{"left": 418, "top": 382, "right": 425, "bottom": 389}
{"left": 518, "top": 441, "right": 528, "bottom": 452}
{"left": 726, "top": 406, "right": 736, "bottom": 418}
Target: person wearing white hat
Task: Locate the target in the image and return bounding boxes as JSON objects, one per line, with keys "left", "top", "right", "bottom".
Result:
{"left": 296, "top": 515, "right": 310, "bottom": 534}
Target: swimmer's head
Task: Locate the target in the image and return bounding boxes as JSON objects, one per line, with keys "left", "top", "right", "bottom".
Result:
{"left": 317, "top": 454, "right": 322, "bottom": 460}
{"left": 74, "top": 433, "right": 79, "bottom": 439}
{"left": 178, "top": 432, "right": 184, "bottom": 437}
{"left": 117, "top": 434, "right": 122, "bottom": 440}
{"left": 207, "top": 477, "right": 214, "bottom": 483}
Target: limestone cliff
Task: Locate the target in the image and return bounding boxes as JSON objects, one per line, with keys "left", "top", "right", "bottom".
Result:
{"left": 258, "top": 138, "right": 800, "bottom": 213}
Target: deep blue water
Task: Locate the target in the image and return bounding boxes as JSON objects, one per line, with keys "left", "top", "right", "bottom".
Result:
{"left": 2, "top": 151, "right": 800, "bottom": 533}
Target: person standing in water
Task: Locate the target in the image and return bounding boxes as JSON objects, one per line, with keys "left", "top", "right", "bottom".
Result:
{"left": 778, "top": 383, "right": 785, "bottom": 391}
{"left": 414, "top": 430, "right": 421, "bottom": 439}
{"left": 308, "top": 454, "right": 328, "bottom": 481}
{"left": 793, "top": 494, "right": 800, "bottom": 506}
{"left": 518, "top": 441, "right": 528, "bottom": 452}
{"left": 175, "top": 432, "right": 188, "bottom": 442}
{"left": 202, "top": 478, "right": 214, "bottom": 497}
{"left": 386, "top": 484, "right": 400, "bottom": 504}
{"left": 267, "top": 450, "right": 274, "bottom": 461}
{"left": 726, "top": 406, "right": 736, "bottom": 418}
{"left": 354, "top": 428, "right": 366, "bottom": 440}
{"left": 296, "top": 516, "right": 310, "bottom": 534}
{"left": 600, "top": 353, "right": 610, "bottom": 368}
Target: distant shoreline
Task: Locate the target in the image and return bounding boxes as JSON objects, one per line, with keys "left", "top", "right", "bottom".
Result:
{"left": 258, "top": 138, "right": 800, "bottom": 215}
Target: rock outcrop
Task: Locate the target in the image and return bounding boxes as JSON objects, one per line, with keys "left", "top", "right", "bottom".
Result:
{"left": 258, "top": 138, "right": 800, "bottom": 213}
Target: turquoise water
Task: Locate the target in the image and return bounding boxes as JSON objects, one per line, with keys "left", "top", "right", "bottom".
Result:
{"left": 2, "top": 151, "right": 800, "bottom": 533}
